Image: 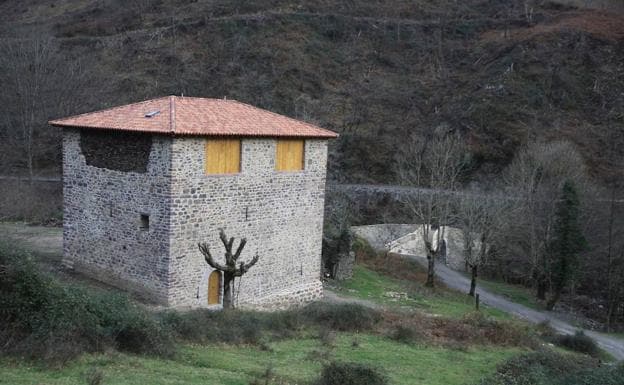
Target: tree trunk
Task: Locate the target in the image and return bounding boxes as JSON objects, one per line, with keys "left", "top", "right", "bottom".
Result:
{"left": 536, "top": 276, "right": 547, "bottom": 301}
{"left": 425, "top": 250, "right": 435, "bottom": 287}
{"left": 469, "top": 265, "right": 477, "bottom": 297}
{"left": 606, "top": 300, "right": 616, "bottom": 331}
{"left": 223, "top": 272, "right": 234, "bottom": 309}
{"left": 546, "top": 289, "right": 560, "bottom": 311}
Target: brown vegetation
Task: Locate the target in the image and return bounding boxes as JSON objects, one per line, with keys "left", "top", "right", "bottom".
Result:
{"left": 0, "top": 1, "right": 623, "bottom": 184}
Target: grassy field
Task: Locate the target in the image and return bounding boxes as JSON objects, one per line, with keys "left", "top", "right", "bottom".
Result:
{"left": 331, "top": 265, "right": 511, "bottom": 320}
{"left": 0, "top": 224, "right": 559, "bottom": 385}
{"left": 473, "top": 276, "right": 542, "bottom": 311}
{"left": 0, "top": 334, "right": 523, "bottom": 385}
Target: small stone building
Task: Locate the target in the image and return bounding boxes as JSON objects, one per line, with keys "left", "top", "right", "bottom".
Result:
{"left": 49, "top": 96, "right": 337, "bottom": 309}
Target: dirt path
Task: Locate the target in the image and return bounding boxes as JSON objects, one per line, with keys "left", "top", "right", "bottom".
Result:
{"left": 400, "top": 252, "right": 624, "bottom": 361}
{"left": 322, "top": 289, "right": 382, "bottom": 309}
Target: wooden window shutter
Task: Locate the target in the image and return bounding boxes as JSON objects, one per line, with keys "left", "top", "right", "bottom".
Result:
{"left": 275, "top": 139, "right": 304, "bottom": 171}
{"left": 205, "top": 139, "right": 241, "bottom": 174}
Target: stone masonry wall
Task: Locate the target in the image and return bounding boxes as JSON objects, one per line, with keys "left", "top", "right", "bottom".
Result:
{"left": 63, "top": 129, "right": 172, "bottom": 304}
{"left": 167, "top": 138, "right": 328, "bottom": 309}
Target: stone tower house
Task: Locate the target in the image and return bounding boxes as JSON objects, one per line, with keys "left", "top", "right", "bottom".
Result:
{"left": 49, "top": 96, "right": 337, "bottom": 309}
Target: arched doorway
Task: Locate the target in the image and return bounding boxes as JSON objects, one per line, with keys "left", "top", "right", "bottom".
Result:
{"left": 207, "top": 270, "right": 221, "bottom": 305}
{"left": 208, "top": 270, "right": 221, "bottom": 305}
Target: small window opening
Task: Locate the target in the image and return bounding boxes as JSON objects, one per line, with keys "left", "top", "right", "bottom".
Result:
{"left": 140, "top": 214, "right": 150, "bottom": 230}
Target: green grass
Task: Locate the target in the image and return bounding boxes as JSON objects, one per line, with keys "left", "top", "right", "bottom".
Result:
{"left": 0, "top": 334, "right": 523, "bottom": 385}
{"left": 331, "top": 265, "right": 511, "bottom": 320}
{"left": 474, "top": 277, "right": 542, "bottom": 311}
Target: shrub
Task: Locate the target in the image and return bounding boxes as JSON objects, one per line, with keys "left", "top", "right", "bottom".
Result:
{"left": 559, "top": 363, "right": 624, "bottom": 385}
{"left": 554, "top": 331, "right": 599, "bottom": 356}
{"left": 299, "top": 302, "right": 382, "bottom": 331}
{"left": 160, "top": 308, "right": 302, "bottom": 345}
{"left": 317, "top": 361, "right": 387, "bottom": 385}
{"left": 85, "top": 367, "right": 104, "bottom": 385}
{"left": 0, "top": 243, "right": 175, "bottom": 363}
{"left": 479, "top": 350, "right": 599, "bottom": 385}
{"left": 390, "top": 325, "right": 422, "bottom": 344}
{"left": 318, "top": 328, "right": 337, "bottom": 347}
{"left": 536, "top": 320, "right": 557, "bottom": 339}
{"left": 161, "top": 302, "right": 380, "bottom": 346}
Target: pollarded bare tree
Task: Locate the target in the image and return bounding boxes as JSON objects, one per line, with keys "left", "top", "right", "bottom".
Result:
{"left": 198, "top": 229, "right": 260, "bottom": 309}
{"left": 457, "top": 189, "right": 507, "bottom": 297}
{"left": 395, "top": 131, "right": 468, "bottom": 287}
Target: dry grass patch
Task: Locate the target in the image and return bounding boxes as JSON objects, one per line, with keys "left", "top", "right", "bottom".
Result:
{"left": 379, "top": 310, "right": 537, "bottom": 350}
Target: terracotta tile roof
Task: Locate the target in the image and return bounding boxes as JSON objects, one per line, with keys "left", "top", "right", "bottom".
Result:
{"left": 49, "top": 96, "right": 338, "bottom": 139}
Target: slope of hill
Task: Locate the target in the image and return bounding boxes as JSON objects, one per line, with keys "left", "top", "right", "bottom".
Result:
{"left": 0, "top": 0, "right": 622, "bottom": 183}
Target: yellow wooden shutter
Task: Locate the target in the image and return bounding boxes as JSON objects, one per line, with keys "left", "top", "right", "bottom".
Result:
{"left": 275, "top": 139, "right": 304, "bottom": 171}
{"left": 205, "top": 139, "right": 240, "bottom": 174}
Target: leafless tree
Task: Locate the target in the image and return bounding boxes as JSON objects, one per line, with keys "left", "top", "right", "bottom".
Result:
{"left": 457, "top": 189, "right": 508, "bottom": 296}
{"left": 396, "top": 131, "right": 467, "bottom": 287}
{"left": 0, "top": 38, "right": 86, "bottom": 180}
{"left": 198, "top": 229, "right": 260, "bottom": 309}
{"left": 502, "top": 141, "right": 590, "bottom": 301}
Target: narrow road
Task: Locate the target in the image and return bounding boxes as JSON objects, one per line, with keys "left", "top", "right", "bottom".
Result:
{"left": 400, "top": 252, "right": 624, "bottom": 361}
{"left": 0, "top": 175, "right": 61, "bottom": 183}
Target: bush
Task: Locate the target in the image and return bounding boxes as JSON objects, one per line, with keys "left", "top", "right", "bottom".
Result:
{"left": 161, "top": 302, "right": 381, "bottom": 346}
{"left": 479, "top": 350, "right": 599, "bottom": 385}
{"left": 161, "top": 310, "right": 259, "bottom": 344}
{"left": 390, "top": 325, "right": 422, "bottom": 344}
{"left": 299, "top": 302, "right": 382, "bottom": 331}
{"left": 160, "top": 308, "right": 302, "bottom": 345}
{"left": 0, "top": 244, "right": 175, "bottom": 363}
{"left": 553, "top": 331, "right": 599, "bottom": 356}
{"left": 317, "top": 361, "right": 387, "bottom": 385}
{"left": 559, "top": 363, "right": 624, "bottom": 385}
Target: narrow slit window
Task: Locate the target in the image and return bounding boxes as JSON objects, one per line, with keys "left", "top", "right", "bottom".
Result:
{"left": 275, "top": 139, "right": 304, "bottom": 171}
{"left": 140, "top": 214, "right": 150, "bottom": 230}
{"left": 205, "top": 139, "right": 241, "bottom": 174}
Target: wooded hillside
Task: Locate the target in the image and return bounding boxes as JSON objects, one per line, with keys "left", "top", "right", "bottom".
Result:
{"left": 0, "top": 0, "right": 622, "bottom": 183}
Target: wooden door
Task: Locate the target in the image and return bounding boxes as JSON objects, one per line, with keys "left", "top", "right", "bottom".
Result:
{"left": 208, "top": 271, "right": 221, "bottom": 305}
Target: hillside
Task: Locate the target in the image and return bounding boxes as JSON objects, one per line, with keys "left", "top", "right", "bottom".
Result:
{"left": 0, "top": 0, "right": 623, "bottom": 183}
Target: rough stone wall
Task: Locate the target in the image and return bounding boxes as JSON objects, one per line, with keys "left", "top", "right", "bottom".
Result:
{"left": 387, "top": 225, "right": 469, "bottom": 272}
{"left": 333, "top": 251, "right": 355, "bottom": 281}
{"left": 351, "top": 224, "right": 420, "bottom": 251}
{"left": 63, "top": 129, "right": 172, "bottom": 304}
{"left": 443, "top": 227, "right": 468, "bottom": 271}
{"left": 167, "top": 138, "right": 327, "bottom": 309}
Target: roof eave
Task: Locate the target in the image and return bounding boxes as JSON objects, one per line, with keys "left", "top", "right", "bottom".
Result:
{"left": 48, "top": 122, "right": 338, "bottom": 139}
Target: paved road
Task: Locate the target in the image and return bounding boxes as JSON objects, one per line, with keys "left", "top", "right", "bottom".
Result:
{"left": 400, "top": 252, "right": 624, "bottom": 361}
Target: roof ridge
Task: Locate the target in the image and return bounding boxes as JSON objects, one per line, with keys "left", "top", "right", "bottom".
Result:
{"left": 48, "top": 96, "right": 170, "bottom": 124}
{"left": 171, "top": 96, "right": 330, "bottom": 134}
